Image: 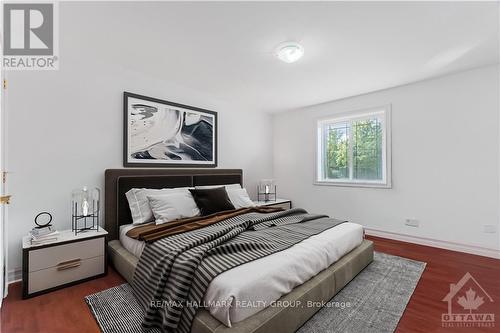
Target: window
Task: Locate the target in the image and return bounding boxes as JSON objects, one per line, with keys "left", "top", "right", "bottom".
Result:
{"left": 316, "top": 106, "right": 391, "bottom": 188}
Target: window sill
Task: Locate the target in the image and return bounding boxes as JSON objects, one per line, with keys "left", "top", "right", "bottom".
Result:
{"left": 313, "top": 181, "right": 392, "bottom": 189}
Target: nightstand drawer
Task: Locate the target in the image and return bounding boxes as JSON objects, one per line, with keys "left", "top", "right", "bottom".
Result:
{"left": 268, "top": 202, "right": 292, "bottom": 210}
{"left": 28, "top": 255, "right": 105, "bottom": 294}
{"left": 28, "top": 237, "right": 104, "bottom": 272}
{"left": 253, "top": 199, "right": 292, "bottom": 210}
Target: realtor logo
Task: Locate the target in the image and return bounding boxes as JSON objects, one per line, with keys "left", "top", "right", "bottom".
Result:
{"left": 2, "top": 2, "right": 59, "bottom": 70}
{"left": 441, "top": 272, "right": 495, "bottom": 328}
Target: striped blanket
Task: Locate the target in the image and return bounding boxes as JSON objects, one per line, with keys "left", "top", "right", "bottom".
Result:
{"left": 131, "top": 208, "right": 345, "bottom": 333}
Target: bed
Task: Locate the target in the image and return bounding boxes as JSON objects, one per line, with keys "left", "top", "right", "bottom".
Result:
{"left": 104, "top": 169, "right": 373, "bottom": 333}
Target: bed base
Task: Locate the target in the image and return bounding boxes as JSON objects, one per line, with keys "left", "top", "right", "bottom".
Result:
{"left": 108, "top": 239, "right": 373, "bottom": 333}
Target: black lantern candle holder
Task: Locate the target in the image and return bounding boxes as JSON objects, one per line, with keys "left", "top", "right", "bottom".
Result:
{"left": 257, "top": 179, "right": 277, "bottom": 202}
{"left": 71, "top": 187, "right": 100, "bottom": 235}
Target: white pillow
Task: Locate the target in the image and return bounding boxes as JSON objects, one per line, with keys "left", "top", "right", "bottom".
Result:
{"left": 195, "top": 183, "right": 242, "bottom": 190}
{"left": 147, "top": 192, "right": 200, "bottom": 225}
{"left": 125, "top": 187, "right": 192, "bottom": 225}
{"left": 226, "top": 188, "right": 256, "bottom": 209}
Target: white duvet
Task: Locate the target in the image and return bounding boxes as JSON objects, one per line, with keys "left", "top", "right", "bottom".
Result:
{"left": 120, "top": 222, "right": 363, "bottom": 327}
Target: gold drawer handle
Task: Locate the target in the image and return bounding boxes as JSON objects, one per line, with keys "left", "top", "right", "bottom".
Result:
{"left": 57, "top": 258, "right": 81, "bottom": 271}
{"left": 57, "top": 262, "right": 81, "bottom": 271}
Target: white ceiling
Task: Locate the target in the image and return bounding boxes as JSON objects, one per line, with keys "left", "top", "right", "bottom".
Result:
{"left": 67, "top": 1, "right": 499, "bottom": 113}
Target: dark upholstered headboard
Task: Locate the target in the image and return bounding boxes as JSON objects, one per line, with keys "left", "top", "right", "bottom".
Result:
{"left": 104, "top": 169, "right": 243, "bottom": 240}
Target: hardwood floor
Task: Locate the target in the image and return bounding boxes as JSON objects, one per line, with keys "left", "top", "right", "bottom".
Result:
{"left": 366, "top": 236, "right": 500, "bottom": 333}
{"left": 1, "top": 268, "right": 125, "bottom": 333}
{"left": 1, "top": 236, "right": 499, "bottom": 333}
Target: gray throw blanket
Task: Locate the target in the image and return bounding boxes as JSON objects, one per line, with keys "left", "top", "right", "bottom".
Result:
{"left": 131, "top": 208, "right": 345, "bottom": 333}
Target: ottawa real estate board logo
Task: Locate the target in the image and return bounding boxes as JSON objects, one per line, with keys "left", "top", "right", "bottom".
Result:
{"left": 442, "top": 272, "right": 495, "bottom": 328}
{"left": 2, "top": 2, "right": 59, "bottom": 70}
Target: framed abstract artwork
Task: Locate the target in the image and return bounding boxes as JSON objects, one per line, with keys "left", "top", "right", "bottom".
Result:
{"left": 123, "top": 92, "right": 217, "bottom": 167}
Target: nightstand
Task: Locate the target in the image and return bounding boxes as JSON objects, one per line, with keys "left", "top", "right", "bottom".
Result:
{"left": 22, "top": 228, "right": 108, "bottom": 299}
{"left": 253, "top": 198, "right": 292, "bottom": 210}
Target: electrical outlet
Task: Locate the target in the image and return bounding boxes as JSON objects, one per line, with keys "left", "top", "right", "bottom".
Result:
{"left": 483, "top": 225, "right": 497, "bottom": 233}
{"left": 405, "top": 218, "right": 419, "bottom": 227}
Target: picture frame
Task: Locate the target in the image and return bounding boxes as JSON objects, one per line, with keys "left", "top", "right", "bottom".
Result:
{"left": 123, "top": 92, "right": 218, "bottom": 168}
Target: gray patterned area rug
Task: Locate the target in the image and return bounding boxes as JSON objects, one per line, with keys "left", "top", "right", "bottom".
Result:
{"left": 297, "top": 252, "right": 425, "bottom": 333}
{"left": 85, "top": 252, "right": 425, "bottom": 333}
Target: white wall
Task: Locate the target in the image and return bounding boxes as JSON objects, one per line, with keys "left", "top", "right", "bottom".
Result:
{"left": 4, "top": 22, "right": 273, "bottom": 278}
{"left": 273, "top": 65, "right": 500, "bottom": 257}
{"left": 5, "top": 3, "right": 499, "bottom": 279}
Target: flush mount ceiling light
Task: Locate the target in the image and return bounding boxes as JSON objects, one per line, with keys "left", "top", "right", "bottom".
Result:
{"left": 275, "top": 42, "right": 304, "bottom": 63}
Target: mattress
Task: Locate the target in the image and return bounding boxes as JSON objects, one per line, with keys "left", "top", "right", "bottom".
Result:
{"left": 120, "top": 223, "right": 147, "bottom": 258}
{"left": 119, "top": 222, "right": 363, "bottom": 327}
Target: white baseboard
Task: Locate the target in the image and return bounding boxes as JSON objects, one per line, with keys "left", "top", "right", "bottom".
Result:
{"left": 8, "top": 268, "right": 21, "bottom": 284}
{"left": 364, "top": 227, "right": 500, "bottom": 259}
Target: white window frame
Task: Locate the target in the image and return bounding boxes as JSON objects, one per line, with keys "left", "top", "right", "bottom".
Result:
{"left": 315, "top": 105, "right": 392, "bottom": 188}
